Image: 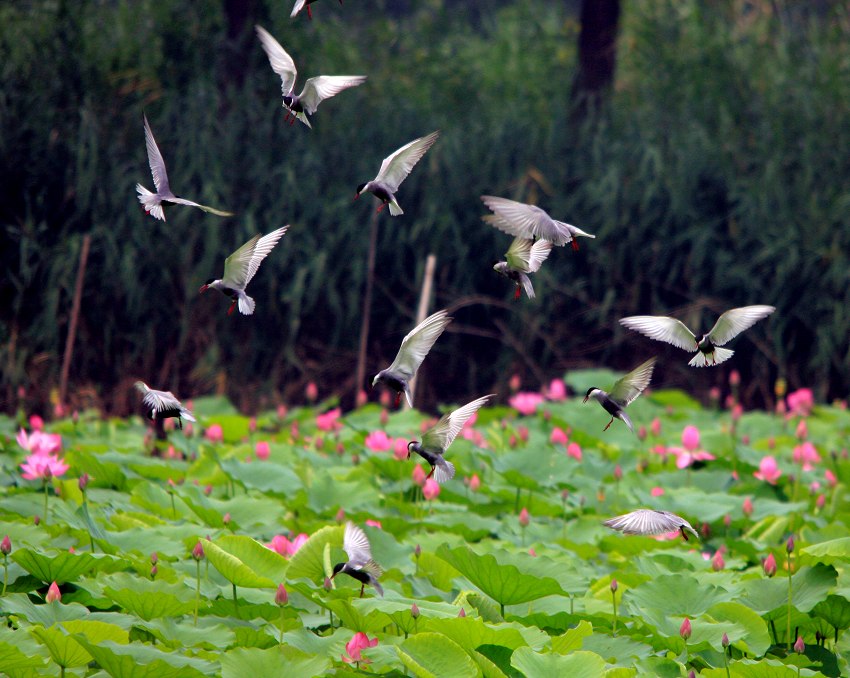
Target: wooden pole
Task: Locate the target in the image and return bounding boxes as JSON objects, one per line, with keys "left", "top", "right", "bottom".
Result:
{"left": 59, "top": 234, "right": 91, "bottom": 409}
{"left": 355, "top": 210, "right": 379, "bottom": 403}
{"left": 406, "top": 254, "right": 437, "bottom": 408}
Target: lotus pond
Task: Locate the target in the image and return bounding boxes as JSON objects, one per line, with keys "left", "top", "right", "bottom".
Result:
{"left": 2, "top": 370, "right": 850, "bottom": 677}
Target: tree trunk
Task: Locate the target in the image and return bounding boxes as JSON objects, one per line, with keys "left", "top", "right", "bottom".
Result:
{"left": 571, "top": 0, "right": 622, "bottom": 121}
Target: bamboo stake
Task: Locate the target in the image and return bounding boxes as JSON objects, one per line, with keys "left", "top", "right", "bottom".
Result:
{"left": 406, "top": 254, "right": 437, "bottom": 408}
{"left": 354, "top": 210, "right": 379, "bottom": 402}
{"left": 59, "top": 234, "right": 91, "bottom": 408}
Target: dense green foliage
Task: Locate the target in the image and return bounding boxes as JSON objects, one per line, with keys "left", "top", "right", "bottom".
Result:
{"left": 2, "top": 376, "right": 850, "bottom": 675}
{"left": 1, "top": 0, "right": 848, "bottom": 415}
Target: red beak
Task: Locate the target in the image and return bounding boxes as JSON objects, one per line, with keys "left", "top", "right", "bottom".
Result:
{"left": 353, "top": 193, "right": 360, "bottom": 201}
{"left": 582, "top": 396, "right": 588, "bottom": 403}
{"left": 199, "top": 284, "right": 209, "bottom": 294}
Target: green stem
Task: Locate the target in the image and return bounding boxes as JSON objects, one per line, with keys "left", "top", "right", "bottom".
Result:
{"left": 612, "top": 591, "right": 618, "bottom": 636}
{"left": 514, "top": 487, "right": 520, "bottom": 513}
{"left": 2, "top": 556, "right": 7, "bottom": 596}
{"left": 787, "top": 552, "right": 793, "bottom": 651}
{"left": 43, "top": 478, "right": 49, "bottom": 525}
{"left": 329, "top": 609, "right": 334, "bottom": 628}
{"left": 194, "top": 559, "right": 200, "bottom": 626}
{"left": 279, "top": 606, "right": 284, "bottom": 645}
{"left": 500, "top": 602, "right": 505, "bottom": 619}
{"left": 724, "top": 647, "right": 731, "bottom": 678}
{"left": 170, "top": 491, "right": 176, "bottom": 519}
{"left": 233, "top": 582, "right": 238, "bottom": 614}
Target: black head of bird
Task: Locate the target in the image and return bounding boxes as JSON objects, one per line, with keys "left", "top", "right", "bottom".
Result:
{"left": 406, "top": 440, "right": 418, "bottom": 460}
{"left": 582, "top": 387, "right": 597, "bottom": 403}
{"left": 330, "top": 562, "right": 345, "bottom": 578}
{"left": 198, "top": 278, "right": 215, "bottom": 294}
{"left": 354, "top": 183, "right": 367, "bottom": 200}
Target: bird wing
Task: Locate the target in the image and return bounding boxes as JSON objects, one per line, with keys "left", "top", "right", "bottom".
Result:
{"left": 385, "top": 310, "right": 452, "bottom": 381}
{"left": 165, "top": 197, "right": 233, "bottom": 216}
{"left": 299, "top": 75, "right": 367, "bottom": 114}
{"left": 135, "top": 381, "right": 181, "bottom": 413}
{"left": 526, "top": 238, "right": 553, "bottom": 273}
{"left": 421, "top": 394, "right": 494, "bottom": 453}
{"left": 503, "top": 237, "right": 533, "bottom": 272}
{"left": 707, "top": 305, "right": 775, "bottom": 346}
{"left": 343, "top": 522, "right": 374, "bottom": 568}
{"left": 619, "top": 316, "right": 698, "bottom": 351}
{"left": 480, "top": 196, "right": 568, "bottom": 245}
{"left": 374, "top": 131, "right": 440, "bottom": 193}
{"left": 604, "top": 509, "right": 694, "bottom": 537}
{"left": 221, "top": 234, "right": 261, "bottom": 289}
{"left": 255, "top": 25, "right": 298, "bottom": 96}
{"left": 609, "top": 358, "right": 656, "bottom": 408}
{"left": 244, "top": 226, "right": 288, "bottom": 288}
{"left": 143, "top": 115, "right": 171, "bottom": 195}
{"left": 290, "top": 0, "right": 307, "bottom": 17}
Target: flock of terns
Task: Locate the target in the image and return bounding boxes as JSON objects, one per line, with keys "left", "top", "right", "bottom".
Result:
{"left": 130, "top": 13, "right": 777, "bottom": 596}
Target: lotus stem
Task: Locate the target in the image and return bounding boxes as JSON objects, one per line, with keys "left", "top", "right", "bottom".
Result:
{"left": 612, "top": 592, "right": 617, "bottom": 636}
{"left": 2, "top": 555, "right": 7, "bottom": 596}
{"left": 194, "top": 559, "right": 200, "bottom": 626}
{"left": 500, "top": 602, "right": 505, "bottom": 618}
{"left": 279, "top": 606, "right": 284, "bottom": 645}
{"left": 43, "top": 478, "right": 49, "bottom": 525}
{"left": 786, "top": 552, "right": 793, "bottom": 651}
{"left": 233, "top": 582, "right": 239, "bottom": 614}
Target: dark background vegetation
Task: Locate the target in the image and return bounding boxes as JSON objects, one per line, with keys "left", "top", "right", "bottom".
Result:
{"left": 2, "top": 0, "right": 849, "bottom": 417}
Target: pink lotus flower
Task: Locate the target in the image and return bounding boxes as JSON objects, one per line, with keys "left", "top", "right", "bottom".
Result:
{"left": 461, "top": 427, "right": 486, "bottom": 446}
{"left": 754, "top": 456, "right": 782, "bottom": 484}
{"left": 682, "top": 426, "right": 700, "bottom": 452}
{"left": 342, "top": 632, "right": 378, "bottom": 664}
{"left": 468, "top": 474, "right": 480, "bottom": 492}
{"left": 365, "top": 519, "right": 382, "bottom": 529}
{"left": 673, "top": 448, "right": 716, "bottom": 470}
{"left": 266, "top": 533, "right": 309, "bottom": 557}
{"left": 423, "top": 478, "right": 440, "bottom": 500}
{"left": 743, "top": 497, "right": 754, "bottom": 517}
{"left": 17, "top": 429, "right": 62, "bottom": 456}
{"left": 205, "top": 424, "right": 223, "bottom": 443}
{"left": 412, "top": 465, "right": 427, "bottom": 486}
{"left": 545, "top": 378, "right": 567, "bottom": 401}
{"left": 364, "top": 430, "right": 392, "bottom": 452}
{"left": 787, "top": 388, "right": 814, "bottom": 417}
{"left": 711, "top": 550, "right": 725, "bottom": 571}
{"left": 763, "top": 553, "right": 777, "bottom": 577}
{"left": 20, "top": 451, "right": 69, "bottom": 481}
{"left": 680, "top": 617, "right": 691, "bottom": 640}
{"left": 650, "top": 418, "right": 662, "bottom": 437}
{"left": 550, "top": 427, "right": 568, "bottom": 446}
{"left": 793, "top": 442, "right": 820, "bottom": 471}
{"left": 393, "top": 438, "right": 409, "bottom": 461}
{"left": 255, "top": 441, "right": 270, "bottom": 460}
{"left": 28, "top": 415, "right": 44, "bottom": 431}
{"left": 566, "top": 442, "right": 582, "bottom": 461}
{"left": 651, "top": 486, "right": 664, "bottom": 497}
{"left": 519, "top": 507, "right": 530, "bottom": 527}
{"left": 825, "top": 469, "right": 838, "bottom": 487}
{"left": 509, "top": 392, "right": 543, "bottom": 416}
{"left": 45, "top": 581, "right": 61, "bottom": 604}
{"left": 316, "top": 408, "right": 341, "bottom": 432}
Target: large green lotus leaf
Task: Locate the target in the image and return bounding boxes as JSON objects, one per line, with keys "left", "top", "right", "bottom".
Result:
{"left": 203, "top": 536, "right": 289, "bottom": 588}
{"left": 219, "top": 458, "right": 301, "bottom": 495}
{"left": 353, "top": 596, "right": 461, "bottom": 633}
{"left": 812, "top": 594, "right": 850, "bottom": 631}
{"left": 11, "top": 548, "right": 118, "bottom": 584}
{"left": 632, "top": 657, "right": 685, "bottom": 678}
{"left": 510, "top": 648, "right": 606, "bottom": 678}
{"left": 103, "top": 574, "right": 197, "bottom": 621}
{"left": 104, "top": 524, "right": 208, "bottom": 558}
{"left": 1, "top": 593, "right": 91, "bottom": 626}
{"left": 551, "top": 619, "right": 594, "bottom": 654}
{"left": 131, "top": 482, "right": 191, "bottom": 520}
{"left": 286, "top": 525, "right": 345, "bottom": 582}
{"left": 649, "top": 390, "right": 702, "bottom": 410}
{"left": 73, "top": 638, "right": 214, "bottom": 678}
{"left": 625, "top": 573, "right": 735, "bottom": 621}
{"left": 306, "top": 473, "right": 378, "bottom": 513}
{"left": 707, "top": 602, "right": 771, "bottom": 656}
{"left": 470, "top": 648, "right": 511, "bottom": 678}
{"left": 71, "top": 449, "right": 128, "bottom": 490}
{"left": 418, "top": 615, "right": 542, "bottom": 653}
{"left": 0, "top": 625, "right": 48, "bottom": 670}
{"left": 191, "top": 395, "right": 239, "bottom": 418}
{"left": 802, "top": 537, "right": 850, "bottom": 565}
{"left": 420, "top": 512, "right": 503, "bottom": 541}
{"left": 581, "top": 634, "right": 654, "bottom": 664}
{"left": 30, "top": 620, "right": 128, "bottom": 668}
{"left": 564, "top": 370, "right": 623, "bottom": 396}
{"left": 437, "top": 545, "right": 565, "bottom": 608}
{"left": 397, "top": 632, "right": 479, "bottom": 678}
{"left": 220, "top": 646, "right": 329, "bottom": 678}
{"left": 282, "top": 627, "right": 349, "bottom": 660}
{"left": 699, "top": 658, "right": 814, "bottom": 677}
{"left": 137, "top": 617, "right": 235, "bottom": 651}
{"left": 741, "top": 565, "right": 837, "bottom": 616}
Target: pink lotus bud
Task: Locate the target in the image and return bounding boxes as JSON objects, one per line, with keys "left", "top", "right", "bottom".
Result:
{"left": 379, "top": 390, "right": 391, "bottom": 408}
{"left": 414, "top": 544, "right": 421, "bottom": 559}
{"left": 412, "top": 465, "right": 427, "bottom": 486}
{"left": 393, "top": 438, "right": 408, "bottom": 461}
{"left": 68, "top": 546, "right": 75, "bottom": 554}
{"left": 723, "top": 514, "right": 731, "bottom": 527}
{"left": 33, "top": 515, "right": 40, "bottom": 525}
{"left": 305, "top": 382, "right": 318, "bottom": 402}
{"left": 731, "top": 404, "right": 743, "bottom": 421}
{"left": 350, "top": 453, "right": 359, "bottom": 465}
{"left": 816, "top": 494, "right": 826, "bottom": 509}
{"left": 610, "top": 578, "right": 618, "bottom": 593}
{"left": 825, "top": 469, "right": 838, "bottom": 487}
{"left": 255, "top": 441, "right": 270, "bottom": 460}
{"left": 275, "top": 583, "right": 288, "bottom": 605}
{"left": 192, "top": 541, "right": 205, "bottom": 561}
{"left": 742, "top": 435, "right": 750, "bottom": 445}
{"left": 324, "top": 576, "right": 332, "bottom": 591}
{"left": 150, "top": 552, "right": 158, "bottom": 565}
{"left": 150, "top": 565, "right": 158, "bottom": 578}
{"left": 743, "top": 497, "right": 754, "bottom": 517}
{"left": 508, "top": 435, "right": 518, "bottom": 448}
{"left": 458, "top": 607, "right": 466, "bottom": 617}
{"left": 518, "top": 426, "right": 529, "bottom": 442}
{"left": 380, "top": 409, "right": 389, "bottom": 426}
{"left": 688, "top": 672, "right": 696, "bottom": 678}
{"left": 796, "top": 419, "right": 808, "bottom": 440}
{"left": 335, "top": 508, "right": 346, "bottom": 523}
{"left": 679, "top": 617, "right": 691, "bottom": 640}
{"left": 763, "top": 553, "right": 777, "bottom": 577}
{"left": 509, "top": 373, "right": 521, "bottom": 392}
{"left": 722, "top": 632, "right": 729, "bottom": 648}
{"left": 223, "top": 513, "right": 231, "bottom": 525}
{"left": 411, "top": 603, "right": 420, "bottom": 619}
{"left": 78, "top": 473, "right": 90, "bottom": 492}
{"left": 651, "top": 486, "right": 664, "bottom": 497}
{"left": 711, "top": 550, "right": 725, "bottom": 571}
{"left": 1, "top": 535, "right": 11, "bottom": 555}
{"left": 422, "top": 478, "right": 440, "bottom": 500}
{"left": 709, "top": 387, "right": 721, "bottom": 402}
{"left": 794, "top": 636, "right": 805, "bottom": 653}
{"left": 205, "top": 423, "right": 223, "bottom": 443}
{"left": 786, "top": 536, "right": 795, "bottom": 553}
{"left": 46, "top": 581, "right": 61, "bottom": 603}
{"left": 248, "top": 417, "right": 257, "bottom": 434}
{"left": 550, "top": 427, "right": 568, "bottom": 446}
{"left": 682, "top": 425, "right": 700, "bottom": 452}
{"left": 566, "top": 442, "right": 582, "bottom": 461}
{"left": 29, "top": 414, "right": 44, "bottom": 430}
{"left": 469, "top": 474, "right": 481, "bottom": 492}
{"left": 356, "top": 390, "right": 368, "bottom": 408}
{"left": 528, "top": 547, "right": 537, "bottom": 556}
{"left": 729, "top": 370, "right": 741, "bottom": 386}
{"left": 204, "top": 484, "right": 213, "bottom": 496}
{"left": 519, "top": 507, "right": 530, "bottom": 527}
{"left": 651, "top": 418, "right": 662, "bottom": 437}
{"left": 613, "top": 465, "right": 623, "bottom": 481}
{"left": 637, "top": 426, "right": 647, "bottom": 441}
